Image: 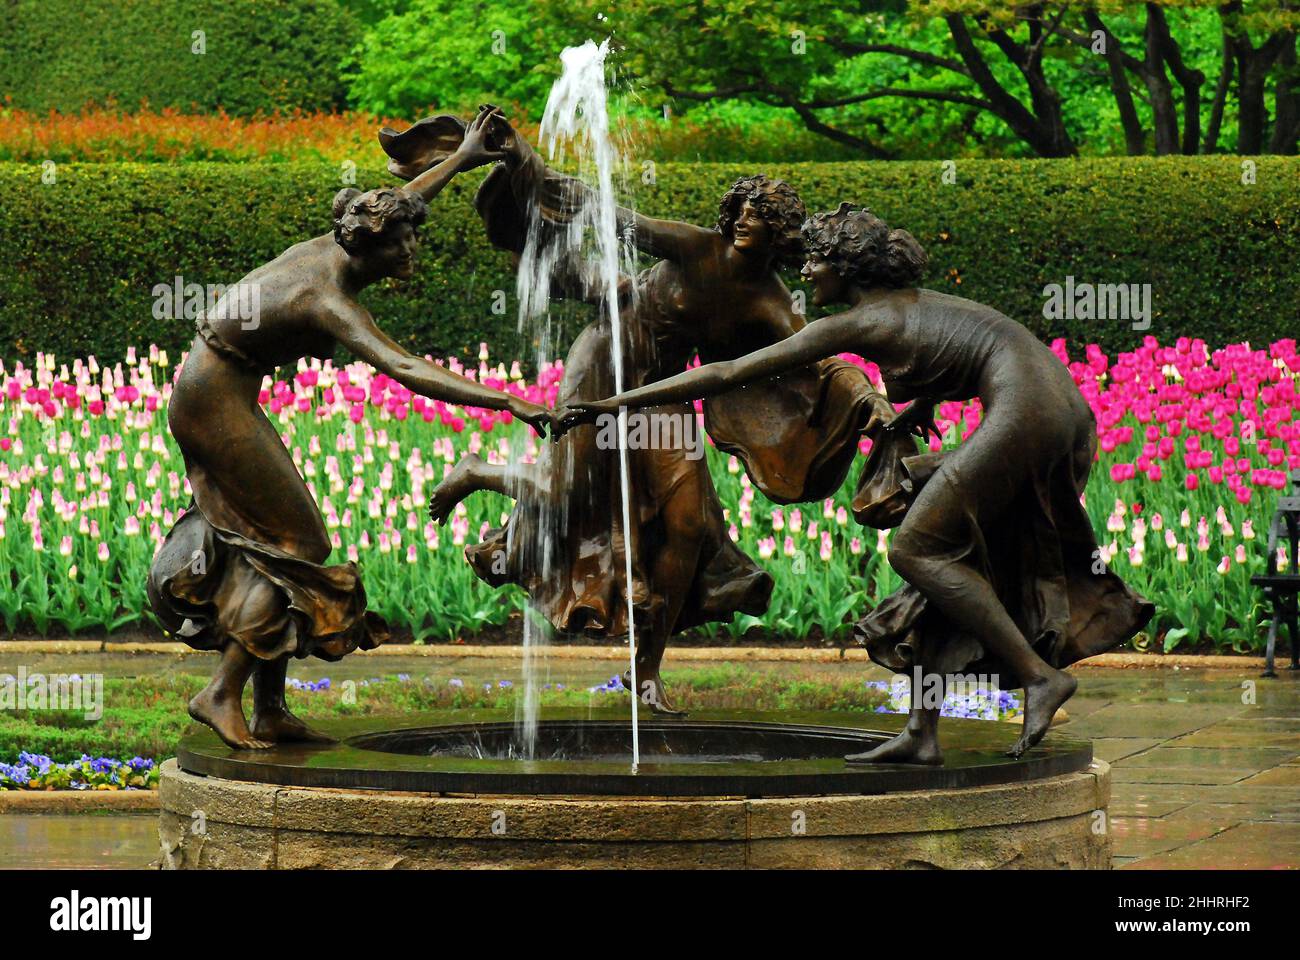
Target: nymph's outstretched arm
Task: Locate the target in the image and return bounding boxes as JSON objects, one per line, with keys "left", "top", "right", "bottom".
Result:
{"left": 616, "top": 208, "right": 714, "bottom": 262}
{"left": 321, "top": 298, "right": 554, "bottom": 436}
{"left": 558, "top": 309, "right": 867, "bottom": 432}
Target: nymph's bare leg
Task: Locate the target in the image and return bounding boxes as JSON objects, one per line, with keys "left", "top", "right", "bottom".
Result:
{"left": 889, "top": 537, "right": 1075, "bottom": 758}
{"left": 846, "top": 671, "right": 942, "bottom": 764}
{"left": 189, "top": 643, "right": 272, "bottom": 750}
{"left": 429, "top": 454, "right": 551, "bottom": 523}
{"left": 250, "top": 656, "right": 334, "bottom": 744}
{"left": 621, "top": 492, "right": 704, "bottom": 717}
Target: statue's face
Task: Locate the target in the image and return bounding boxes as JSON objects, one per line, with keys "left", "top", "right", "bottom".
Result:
{"left": 376, "top": 221, "right": 419, "bottom": 280}
{"left": 731, "top": 200, "right": 771, "bottom": 254}
{"left": 801, "top": 254, "right": 846, "bottom": 307}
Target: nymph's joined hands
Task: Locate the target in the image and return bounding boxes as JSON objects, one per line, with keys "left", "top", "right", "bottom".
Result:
{"left": 509, "top": 397, "right": 558, "bottom": 439}
{"left": 555, "top": 398, "right": 619, "bottom": 438}
{"left": 453, "top": 105, "right": 510, "bottom": 169}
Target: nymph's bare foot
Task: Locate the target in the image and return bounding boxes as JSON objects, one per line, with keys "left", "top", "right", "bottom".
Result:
{"left": 1007, "top": 669, "right": 1077, "bottom": 758}
{"left": 429, "top": 454, "right": 482, "bottom": 524}
{"left": 845, "top": 727, "right": 942, "bottom": 765}
{"left": 624, "top": 670, "right": 687, "bottom": 717}
{"left": 250, "top": 706, "right": 335, "bottom": 744}
{"left": 189, "top": 687, "right": 272, "bottom": 751}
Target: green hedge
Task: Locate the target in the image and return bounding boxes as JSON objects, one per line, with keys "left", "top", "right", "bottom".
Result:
{"left": 2, "top": 156, "right": 1297, "bottom": 365}
{"left": 0, "top": 0, "right": 357, "bottom": 115}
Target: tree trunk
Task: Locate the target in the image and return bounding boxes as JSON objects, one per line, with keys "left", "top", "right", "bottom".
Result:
{"left": 1142, "top": 7, "right": 1181, "bottom": 154}
{"left": 1268, "top": 34, "right": 1299, "bottom": 154}
{"left": 1222, "top": 3, "right": 1290, "bottom": 154}
{"left": 1204, "top": 31, "right": 1233, "bottom": 153}
{"left": 1086, "top": 11, "right": 1145, "bottom": 154}
{"left": 1238, "top": 60, "right": 1270, "bottom": 153}
{"left": 1147, "top": 4, "right": 1205, "bottom": 154}
{"left": 945, "top": 14, "right": 1077, "bottom": 157}
{"left": 1018, "top": 7, "right": 1077, "bottom": 157}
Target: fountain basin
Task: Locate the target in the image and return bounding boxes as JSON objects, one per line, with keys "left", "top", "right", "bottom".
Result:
{"left": 161, "top": 709, "right": 1111, "bottom": 868}
{"left": 175, "top": 709, "right": 1093, "bottom": 796}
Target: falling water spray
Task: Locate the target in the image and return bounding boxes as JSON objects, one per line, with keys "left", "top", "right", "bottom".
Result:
{"left": 515, "top": 39, "right": 641, "bottom": 768}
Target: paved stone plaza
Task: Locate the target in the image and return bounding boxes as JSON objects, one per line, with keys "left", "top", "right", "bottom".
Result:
{"left": 1069, "top": 666, "right": 1299, "bottom": 869}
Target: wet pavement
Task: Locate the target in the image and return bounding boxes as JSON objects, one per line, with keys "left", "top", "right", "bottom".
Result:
{"left": 1, "top": 654, "right": 1295, "bottom": 869}
{"left": 1067, "top": 665, "right": 1300, "bottom": 869}
{"left": 0, "top": 814, "right": 160, "bottom": 869}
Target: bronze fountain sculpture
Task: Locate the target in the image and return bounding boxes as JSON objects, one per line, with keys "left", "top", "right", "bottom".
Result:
{"left": 154, "top": 63, "right": 1135, "bottom": 870}
{"left": 148, "top": 109, "right": 554, "bottom": 749}
{"left": 559, "top": 203, "right": 1155, "bottom": 760}
{"left": 154, "top": 99, "right": 1151, "bottom": 766}
{"left": 384, "top": 110, "right": 898, "bottom": 714}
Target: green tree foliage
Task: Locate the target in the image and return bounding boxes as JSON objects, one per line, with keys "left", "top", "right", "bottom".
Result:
{"left": 338, "top": 0, "right": 890, "bottom": 159}
{"left": 340, "top": 0, "right": 560, "bottom": 118}
{"left": 535, "top": 0, "right": 1300, "bottom": 157}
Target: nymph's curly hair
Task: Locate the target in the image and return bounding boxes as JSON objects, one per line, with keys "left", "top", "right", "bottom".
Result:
{"left": 802, "top": 203, "right": 928, "bottom": 288}
{"left": 716, "top": 175, "right": 807, "bottom": 268}
{"left": 332, "top": 188, "right": 428, "bottom": 255}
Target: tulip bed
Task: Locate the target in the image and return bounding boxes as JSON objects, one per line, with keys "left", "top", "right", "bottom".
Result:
{"left": 0, "top": 336, "right": 1296, "bottom": 653}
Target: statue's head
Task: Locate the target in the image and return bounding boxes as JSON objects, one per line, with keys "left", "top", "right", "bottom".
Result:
{"left": 716, "top": 175, "right": 806, "bottom": 268}
{"left": 800, "top": 203, "right": 927, "bottom": 306}
{"left": 332, "top": 188, "right": 429, "bottom": 280}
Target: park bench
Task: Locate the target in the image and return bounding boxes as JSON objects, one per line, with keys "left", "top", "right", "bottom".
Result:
{"left": 1252, "top": 469, "right": 1300, "bottom": 677}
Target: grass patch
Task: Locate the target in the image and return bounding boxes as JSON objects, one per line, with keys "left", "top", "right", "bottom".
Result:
{"left": 0, "top": 668, "right": 889, "bottom": 762}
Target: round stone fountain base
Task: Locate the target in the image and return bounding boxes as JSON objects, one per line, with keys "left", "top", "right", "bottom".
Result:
{"left": 160, "top": 710, "right": 1111, "bottom": 869}
{"left": 159, "top": 759, "right": 1110, "bottom": 869}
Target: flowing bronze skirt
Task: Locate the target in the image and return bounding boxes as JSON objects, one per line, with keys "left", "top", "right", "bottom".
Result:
{"left": 466, "top": 323, "right": 773, "bottom": 637}
{"left": 855, "top": 392, "right": 1154, "bottom": 689}
{"left": 148, "top": 341, "right": 387, "bottom": 661}
{"left": 148, "top": 508, "right": 386, "bottom": 661}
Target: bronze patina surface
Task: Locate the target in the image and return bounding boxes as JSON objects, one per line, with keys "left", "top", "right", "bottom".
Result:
{"left": 560, "top": 203, "right": 1155, "bottom": 763}
{"left": 388, "top": 113, "right": 895, "bottom": 715}
{"left": 146, "top": 108, "right": 553, "bottom": 751}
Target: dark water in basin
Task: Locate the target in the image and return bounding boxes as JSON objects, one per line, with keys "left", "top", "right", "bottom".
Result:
{"left": 351, "top": 719, "right": 878, "bottom": 764}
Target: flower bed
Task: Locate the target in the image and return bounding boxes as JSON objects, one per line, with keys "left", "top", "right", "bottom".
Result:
{"left": 0, "top": 337, "right": 1296, "bottom": 651}
{"left": 0, "top": 752, "right": 158, "bottom": 790}
{"left": 0, "top": 107, "right": 389, "bottom": 164}
{"left": 0, "top": 107, "right": 837, "bottom": 165}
